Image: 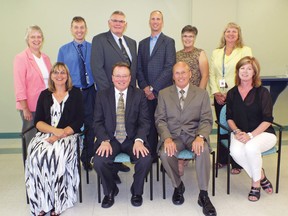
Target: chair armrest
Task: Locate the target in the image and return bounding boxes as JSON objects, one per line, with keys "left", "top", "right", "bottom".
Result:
{"left": 215, "top": 120, "right": 232, "bottom": 133}
{"left": 272, "top": 122, "right": 283, "bottom": 131}
{"left": 21, "top": 126, "right": 35, "bottom": 136}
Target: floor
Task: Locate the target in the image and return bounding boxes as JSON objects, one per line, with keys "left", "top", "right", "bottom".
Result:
{"left": 0, "top": 133, "right": 288, "bottom": 216}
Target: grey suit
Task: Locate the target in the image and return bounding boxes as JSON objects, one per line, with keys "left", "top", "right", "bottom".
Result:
{"left": 91, "top": 31, "right": 137, "bottom": 90}
{"left": 155, "top": 84, "right": 213, "bottom": 190}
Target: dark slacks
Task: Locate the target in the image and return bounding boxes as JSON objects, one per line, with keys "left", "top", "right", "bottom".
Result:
{"left": 93, "top": 138, "right": 152, "bottom": 196}
{"left": 80, "top": 86, "right": 96, "bottom": 163}
{"left": 147, "top": 98, "right": 159, "bottom": 159}
{"left": 214, "top": 97, "right": 241, "bottom": 169}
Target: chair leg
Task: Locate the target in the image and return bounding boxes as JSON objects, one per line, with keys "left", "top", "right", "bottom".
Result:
{"left": 211, "top": 151, "right": 215, "bottom": 196}
{"left": 161, "top": 164, "right": 166, "bottom": 199}
{"left": 156, "top": 158, "right": 160, "bottom": 181}
{"left": 77, "top": 142, "right": 83, "bottom": 203}
{"left": 97, "top": 174, "right": 101, "bottom": 203}
{"left": 227, "top": 155, "right": 230, "bottom": 194}
{"left": 150, "top": 164, "right": 153, "bottom": 200}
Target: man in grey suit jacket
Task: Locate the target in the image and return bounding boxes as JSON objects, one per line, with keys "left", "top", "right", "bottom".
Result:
{"left": 155, "top": 62, "right": 217, "bottom": 216}
{"left": 93, "top": 62, "right": 152, "bottom": 208}
{"left": 91, "top": 10, "right": 137, "bottom": 90}
{"left": 137, "top": 10, "right": 176, "bottom": 161}
{"left": 91, "top": 10, "right": 137, "bottom": 176}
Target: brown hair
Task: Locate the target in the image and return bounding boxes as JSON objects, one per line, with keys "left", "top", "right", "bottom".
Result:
{"left": 48, "top": 62, "right": 73, "bottom": 92}
{"left": 235, "top": 56, "right": 261, "bottom": 87}
{"left": 71, "top": 16, "right": 87, "bottom": 27}
{"left": 218, "top": 22, "right": 244, "bottom": 49}
{"left": 112, "top": 62, "right": 131, "bottom": 75}
{"left": 181, "top": 25, "right": 198, "bottom": 36}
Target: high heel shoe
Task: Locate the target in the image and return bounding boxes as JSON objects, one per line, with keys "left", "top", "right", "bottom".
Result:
{"left": 260, "top": 169, "right": 273, "bottom": 194}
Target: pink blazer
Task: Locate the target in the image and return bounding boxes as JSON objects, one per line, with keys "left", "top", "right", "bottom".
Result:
{"left": 13, "top": 48, "right": 52, "bottom": 112}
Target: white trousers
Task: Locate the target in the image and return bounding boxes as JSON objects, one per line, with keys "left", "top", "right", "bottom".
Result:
{"left": 230, "top": 132, "right": 277, "bottom": 181}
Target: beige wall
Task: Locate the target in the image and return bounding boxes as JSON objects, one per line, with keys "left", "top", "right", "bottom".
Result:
{"left": 1, "top": 0, "right": 287, "bottom": 133}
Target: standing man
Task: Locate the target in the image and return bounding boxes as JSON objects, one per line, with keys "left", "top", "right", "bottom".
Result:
{"left": 90, "top": 10, "right": 137, "bottom": 176}
{"left": 91, "top": 10, "right": 137, "bottom": 90}
{"left": 93, "top": 62, "right": 152, "bottom": 208}
{"left": 137, "top": 10, "right": 176, "bottom": 161}
{"left": 155, "top": 62, "right": 217, "bottom": 216}
{"left": 58, "top": 16, "right": 96, "bottom": 170}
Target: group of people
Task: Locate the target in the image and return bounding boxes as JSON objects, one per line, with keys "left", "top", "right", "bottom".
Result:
{"left": 13, "top": 9, "right": 276, "bottom": 216}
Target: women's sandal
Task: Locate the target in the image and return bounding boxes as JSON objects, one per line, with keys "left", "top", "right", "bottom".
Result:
{"left": 260, "top": 169, "right": 273, "bottom": 194}
{"left": 38, "top": 211, "right": 46, "bottom": 216}
{"left": 216, "top": 163, "right": 226, "bottom": 169}
{"left": 248, "top": 186, "right": 261, "bottom": 202}
{"left": 51, "top": 208, "right": 60, "bottom": 216}
{"left": 231, "top": 168, "right": 241, "bottom": 175}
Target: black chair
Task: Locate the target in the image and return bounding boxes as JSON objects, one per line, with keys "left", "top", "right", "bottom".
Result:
{"left": 96, "top": 153, "right": 154, "bottom": 203}
{"left": 21, "top": 126, "right": 83, "bottom": 203}
{"left": 161, "top": 149, "right": 216, "bottom": 199}
{"left": 215, "top": 104, "right": 283, "bottom": 194}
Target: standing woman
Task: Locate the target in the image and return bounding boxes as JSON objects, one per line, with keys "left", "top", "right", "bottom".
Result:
{"left": 176, "top": 25, "right": 209, "bottom": 89}
{"left": 226, "top": 56, "right": 276, "bottom": 201}
{"left": 176, "top": 25, "right": 209, "bottom": 176}
{"left": 25, "top": 63, "right": 84, "bottom": 215}
{"left": 14, "top": 25, "right": 52, "bottom": 147}
{"left": 209, "top": 22, "right": 252, "bottom": 173}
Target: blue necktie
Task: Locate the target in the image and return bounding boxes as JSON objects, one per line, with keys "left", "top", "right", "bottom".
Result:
{"left": 77, "top": 44, "right": 88, "bottom": 87}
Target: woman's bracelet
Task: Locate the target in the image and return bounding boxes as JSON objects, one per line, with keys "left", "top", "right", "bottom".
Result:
{"left": 247, "top": 132, "right": 254, "bottom": 139}
{"left": 233, "top": 129, "right": 241, "bottom": 134}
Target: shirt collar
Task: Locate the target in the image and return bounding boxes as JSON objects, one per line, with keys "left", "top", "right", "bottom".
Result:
{"left": 176, "top": 84, "right": 189, "bottom": 94}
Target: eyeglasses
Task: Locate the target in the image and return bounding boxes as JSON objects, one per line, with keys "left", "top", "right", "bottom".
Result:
{"left": 52, "top": 71, "right": 67, "bottom": 75}
{"left": 110, "top": 19, "right": 126, "bottom": 24}
{"left": 113, "top": 75, "right": 130, "bottom": 79}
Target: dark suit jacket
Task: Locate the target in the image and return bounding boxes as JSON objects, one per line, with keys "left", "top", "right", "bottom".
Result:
{"left": 137, "top": 32, "right": 176, "bottom": 94}
{"left": 155, "top": 84, "right": 213, "bottom": 150}
{"left": 90, "top": 31, "right": 137, "bottom": 90}
{"left": 34, "top": 87, "right": 84, "bottom": 133}
{"left": 93, "top": 86, "right": 150, "bottom": 147}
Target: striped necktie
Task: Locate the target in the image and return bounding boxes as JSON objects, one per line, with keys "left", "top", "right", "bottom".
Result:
{"left": 115, "top": 92, "right": 126, "bottom": 143}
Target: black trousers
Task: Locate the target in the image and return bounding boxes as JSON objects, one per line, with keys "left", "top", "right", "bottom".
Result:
{"left": 147, "top": 99, "right": 159, "bottom": 159}
{"left": 80, "top": 85, "right": 96, "bottom": 163}
{"left": 93, "top": 138, "right": 152, "bottom": 196}
{"left": 214, "top": 97, "right": 241, "bottom": 169}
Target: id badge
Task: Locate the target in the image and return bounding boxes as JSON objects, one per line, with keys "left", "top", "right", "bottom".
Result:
{"left": 219, "top": 79, "right": 226, "bottom": 88}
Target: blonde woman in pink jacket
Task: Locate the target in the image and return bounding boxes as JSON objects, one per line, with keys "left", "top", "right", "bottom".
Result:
{"left": 14, "top": 25, "right": 52, "bottom": 148}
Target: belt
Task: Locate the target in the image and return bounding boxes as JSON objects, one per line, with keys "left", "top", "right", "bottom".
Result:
{"left": 76, "top": 85, "right": 94, "bottom": 91}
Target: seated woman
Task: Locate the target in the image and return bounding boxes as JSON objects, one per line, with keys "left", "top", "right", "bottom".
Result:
{"left": 226, "top": 56, "right": 276, "bottom": 202}
{"left": 25, "top": 62, "right": 84, "bottom": 215}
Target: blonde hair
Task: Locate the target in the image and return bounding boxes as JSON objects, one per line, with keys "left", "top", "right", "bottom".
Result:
{"left": 218, "top": 22, "right": 244, "bottom": 49}
{"left": 48, "top": 62, "right": 73, "bottom": 92}
{"left": 235, "top": 56, "right": 261, "bottom": 87}
{"left": 25, "top": 25, "right": 44, "bottom": 46}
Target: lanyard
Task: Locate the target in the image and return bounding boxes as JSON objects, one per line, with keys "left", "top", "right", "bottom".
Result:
{"left": 73, "top": 42, "right": 87, "bottom": 62}
{"left": 222, "top": 47, "right": 226, "bottom": 78}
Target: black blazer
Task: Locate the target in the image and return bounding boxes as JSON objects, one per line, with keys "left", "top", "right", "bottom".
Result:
{"left": 91, "top": 31, "right": 137, "bottom": 91}
{"left": 34, "top": 87, "right": 84, "bottom": 133}
{"left": 93, "top": 86, "right": 150, "bottom": 146}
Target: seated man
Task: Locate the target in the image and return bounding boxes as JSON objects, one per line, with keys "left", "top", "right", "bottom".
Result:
{"left": 155, "top": 62, "right": 217, "bottom": 216}
{"left": 93, "top": 62, "right": 152, "bottom": 208}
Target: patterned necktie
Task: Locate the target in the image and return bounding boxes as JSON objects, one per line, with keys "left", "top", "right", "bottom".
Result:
{"left": 115, "top": 93, "right": 126, "bottom": 143}
{"left": 179, "top": 89, "right": 185, "bottom": 110}
{"left": 118, "top": 38, "right": 131, "bottom": 67}
{"left": 77, "top": 44, "right": 88, "bottom": 87}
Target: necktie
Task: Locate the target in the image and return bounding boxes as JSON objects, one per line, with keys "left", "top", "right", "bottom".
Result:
{"left": 118, "top": 38, "right": 131, "bottom": 67}
{"left": 115, "top": 93, "right": 126, "bottom": 143}
{"left": 179, "top": 89, "right": 185, "bottom": 110}
{"left": 77, "top": 44, "right": 88, "bottom": 87}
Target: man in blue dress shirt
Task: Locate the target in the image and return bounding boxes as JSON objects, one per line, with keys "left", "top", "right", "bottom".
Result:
{"left": 58, "top": 16, "right": 96, "bottom": 170}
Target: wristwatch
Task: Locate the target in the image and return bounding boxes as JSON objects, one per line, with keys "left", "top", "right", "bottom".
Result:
{"left": 197, "top": 134, "right": 206, "bottom": 141}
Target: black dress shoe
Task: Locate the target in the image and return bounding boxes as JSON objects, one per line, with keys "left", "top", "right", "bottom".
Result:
{"left": 114, "top": 162, "right": 130, "bottom": 172}
{"left": 113, "top": 173, "right": 121, "bottom": 184}
{"left": 198, "top": 194, "right": 217, "bottom": 216}
{"left": 172, "top": 181, "right": 185, "bottom": 205}
{"left": 131, "top": 195, "right": 143, "bottom": 207}
{"left": 101, "top": 186, "right": 119, "bottom": 208}
{"left": 82, "top": 161, "right": 93, "bottom": 171}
